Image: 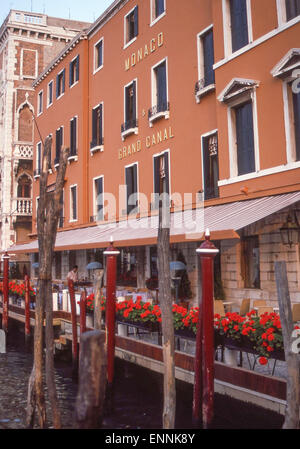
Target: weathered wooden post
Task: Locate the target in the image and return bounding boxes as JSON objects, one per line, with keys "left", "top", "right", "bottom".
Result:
{"left": 192, "top": 258, "right": 203, "bottom": 426}
{"left": 194, "top": 229, "right": 219, "bottom": 429}
{"left": 80, "top": 289, "right": 87, "bottom": 336}
{"left": 24, "top": 274, "right": 31, "bottom": 344}
{"left": 2, "top": 251, "right": 10, "bottom": 334}
{"left": 68, "top": 279, "right": 78, "bottom": 376}
{"left": 103, "top": 237, "right": 120, "bottom": 412}
{"left": 275, "top": 261, "right": 300, "bottom": 429}
{"left": 74, "top": 330, "right": 107, "bottom": 429}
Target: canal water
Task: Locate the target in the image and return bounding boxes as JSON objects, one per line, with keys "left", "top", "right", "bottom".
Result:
{"left": 0, "top": 328, "right": 284, "bottom": 430}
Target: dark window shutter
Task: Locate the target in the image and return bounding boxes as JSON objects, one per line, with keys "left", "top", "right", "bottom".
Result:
{"left": 69, "top": 61, "right": 73, "bottom": 86}
{"left": 156, "top": 0, "right": 165, "bottom": 17}
{"left": 92, "top": 108, "right": 97, "bottom": 144}
{"left": 134, "top": 6, "right": 138, "bottom": 37}
{"left": 293, "top": 90, "right": 300, "bottom": 161}
{"left": 230, "top": 0, "right": 249, "bottom": 52}
{"left": 56, "top": 74, "right": 59, "bottom": 98}
{"left": 62, "top": 69, "right": 65, "bottom": 94}
{"left": 236, "top": 102, "right": 255, "bottom": 176}
{"left": 132, "top": 80, "right": 136, "bottom": 122}
{"left": 98, "top": 104, "right": 103, "bottom": 144}
{"left": 97, "top": 41, "right": 103, "bottom": 67}
{"left": 132, "top": 163, "right": 138, "bottom": 209}
{"left": 156, "top": 62, "right": 167, "bottom": 110}
{"left": 76, "top": 55, "right": 79, "bottom": 81}
{"left": 164, "top": 152, "right": 170, "bottom": 194}
{"left": 70, "top": 119, "right": 73, "bottom": 152}
{"left": 153, "top": 156, "right": 160, "bottom": 208}
{"left": 126, "top": 166, "right": 133, "bottom": 214}
{"left": 286, "top": 0, "right": 300, "bottom": 20}
{"left": 55, "top": 129, "right": 60, "bottom": 160}
{"left": 72, "top": 187, "right": 77, "bottom": 220}
{"left": 95, "top": 177, "right": 103, "bottom": 220}
{"left": 203, "top": 29, "right": 215, "bottom": 86}
{"left": 70, "top": 118, "right": 77, "bottom": 154}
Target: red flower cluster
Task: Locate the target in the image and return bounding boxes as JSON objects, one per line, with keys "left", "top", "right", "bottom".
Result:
{"left": 5, "top": 280, "right": 36, "bottom": 298}
{"left": 214, "top": 309, "right": 285, "bottom": 364}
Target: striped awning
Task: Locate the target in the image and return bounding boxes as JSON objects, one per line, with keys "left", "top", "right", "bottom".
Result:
{"left": 8, "top": 191, "right": 300, "bottom": 253}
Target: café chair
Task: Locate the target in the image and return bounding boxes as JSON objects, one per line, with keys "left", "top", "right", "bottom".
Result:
{"left": 292, "top": 303, "right": 300, "bottom": 323}
{"left": 214, "top": 300, "right": 225, "bottom": 317}
{"left": 239, "top": 298, "right": 250, "bottom": 316}
{"left": 253, "top": 300, "right": 267, "bottom": 308}
{"left": 257, "top": 306, "right": 273, "bottom": 317}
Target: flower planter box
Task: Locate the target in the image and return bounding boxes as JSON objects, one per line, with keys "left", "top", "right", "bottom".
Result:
{"left": 117, "top": 316, "right": 160, "bottom": 333}
{"left": 174, "top": 328, "right": 196, "bottom": 340}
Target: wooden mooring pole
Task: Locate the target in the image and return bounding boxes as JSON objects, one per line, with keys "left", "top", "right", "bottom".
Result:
{"left": 2, "top": 252, "right": 10, "bottom": 334}
{"left": 68, "top": 279, "right": 78, "bottom": 377}
{"left": 275, "top": 261, "right": 300, "bottom": 429}
{"left": 24, "top": 275, "right": 31, "bottom": 344}
{"left": 103, "top": 238, "right": 120, "bottom": 413}
{"left": 74, "top": 330, "right": 107, "bottom": 428}
{"left": 193, "top": 229, "right": 219, "bottom": 429}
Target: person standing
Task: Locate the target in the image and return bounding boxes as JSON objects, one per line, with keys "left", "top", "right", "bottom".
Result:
{"left": 67, "top": 265, "right": 79, "bottom": 283}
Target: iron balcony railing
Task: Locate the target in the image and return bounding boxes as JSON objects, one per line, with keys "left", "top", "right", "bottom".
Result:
{"left": 121, "top": 118, "right": 138, "bottom": 134}
{"left": 148, "top": 101, "right": 170, "bottom": 120}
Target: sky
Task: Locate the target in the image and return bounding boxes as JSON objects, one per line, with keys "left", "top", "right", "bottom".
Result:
{"left": 0, "top": 0, "right": 115, "bottom": 25}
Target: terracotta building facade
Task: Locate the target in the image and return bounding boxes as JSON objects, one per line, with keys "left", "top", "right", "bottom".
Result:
{"left": 10, "top": 0, "right": 300, "bottom": 307}
{"left": 0, "top": 10, "right": 89, "bottom": 276}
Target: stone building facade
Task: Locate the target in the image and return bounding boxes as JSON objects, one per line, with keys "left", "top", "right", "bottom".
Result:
{"left": 0, "top": 10, "right": 89, "bottom": 276}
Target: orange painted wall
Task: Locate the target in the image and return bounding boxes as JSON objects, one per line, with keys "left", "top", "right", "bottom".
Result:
{"left": 32, "top": 0, "right": 300, "bottom": 235}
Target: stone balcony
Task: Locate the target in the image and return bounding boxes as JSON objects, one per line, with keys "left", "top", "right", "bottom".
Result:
{"left": 12, "top": 198, "right": 32, "bottom": 216}
{"left": 13, "top": 142, "right": 33, "bottom": 160}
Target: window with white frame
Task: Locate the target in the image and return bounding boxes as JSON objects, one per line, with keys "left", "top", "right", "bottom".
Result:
{"left": 285, "top": 0, "right": 300, "bottom": 21}
{"left": 122, "top": 80, "right": 138, "bottom": 138}
{"left": 153, "top": 151, "right": 170, "bottom": 209}
{"left": 69, "top": 55, "right": 79, "bottom": 86}
{"left": 149, "top": 59, "right": 169, "bottom": 124}
{"left": 271, "top": 49, "right": 300, "bottom": 163}
{"left": 93, "top": 176, "right": 104, "bottom": 221}
{"left": 94, "top": 38, "right": 104, "bottom": 72}
{"left": 223, "top": 0, "right": 252, "bottom": 56}
{"left": 195, "top": 26, "right": 215, "bottom": 102}
{"left": 125, "top": 163, "right": 138, "bottom": 215}
{"left": 218, "top": 78, "right": 259, "bottom": 178}
{"left": 54, "top": 126, "right": 63, "bottom": 166}
{"left": 58, "top": 190, "right": 64, "bottom": 228}
{"left": 90, "top": 103, "right": 104, "bottom": 152}
{"left": 124, "top": 6, "right": 138, "bottom": 46}
{"left": 201, "top": 131, "right": 219, "bottom": 200}
{"left": 69, "top": 117, "right": 78, "bottom": 159}
{"left": 56, "top": 69, "right": 65, "bottom": 98}
{"left": 70, "top": 185, "right": 78, "bottom": 221}
{"left": 34, "top": 141, "right": 42, "bottom": 177}
{"left": 47, "top": 80, "right": 53, "bottom": 107}
{"left": 38, "top": 90, "right": 43, "bottom": 115}
{"left": 151, "top": 0, "right": 166, "bottom": 24}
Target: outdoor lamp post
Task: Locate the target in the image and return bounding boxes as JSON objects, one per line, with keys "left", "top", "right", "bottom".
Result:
{"left": 2, "top": 251, "right": 10, "bottom": 333}
{"left": 193, "top": 229, "right": 219, "bottom": 429}
{"left": 104, "top": 237, "right": 120, "bottom": 412}
{"left": 280, "top": 212, "right": 300, "bottom": 247}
